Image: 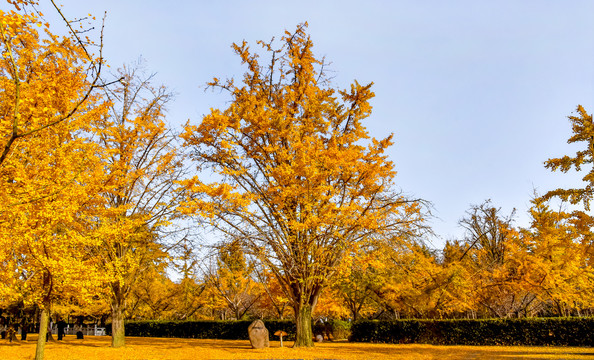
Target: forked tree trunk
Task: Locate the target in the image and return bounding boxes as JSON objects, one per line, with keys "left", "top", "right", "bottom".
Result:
{"left": 293, "top": 303, "right": 314, "bottom": 347}
{"left": 35, "top": 306, "right": 50, "bottom": 360}
{"left": 111, "top": 286, "right": 126, "bottom": 348}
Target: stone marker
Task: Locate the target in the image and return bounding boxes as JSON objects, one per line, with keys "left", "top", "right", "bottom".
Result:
{"left": 248, "top": 319, "right": 269, "bottom": 349}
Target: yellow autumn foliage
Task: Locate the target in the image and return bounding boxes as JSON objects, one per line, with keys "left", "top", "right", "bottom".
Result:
{"left": 180, "top": 23, "right": 426, "bottom": 346}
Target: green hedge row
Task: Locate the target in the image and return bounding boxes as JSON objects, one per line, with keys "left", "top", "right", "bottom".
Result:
{"left": 107, "top": 320, "right": 296, "bottom": 340}
{"left": 349, "top": 318, "right": 594, "bottom": 346}
{"left": 106, "top": 318, "right": 594, "bottom": 346}
{"left": 313, "top": 319, "right": 352, "bottom": 340}
{"left": 106, "top": 319, "right": 351, "bottom": 341}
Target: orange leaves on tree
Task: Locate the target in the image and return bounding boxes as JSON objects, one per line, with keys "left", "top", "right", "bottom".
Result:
{"left": 180, "top": 23, "right": 425, "bottom": 347}
{"left": 0, "top": 0, "right": 108, "bottom": 307}
{"left": 544, "top": 105, "right": 594, "bottom": 210}
{"left": 92, "top": 63, "right": 182, "bottom": 348}
{"left": 0, "top": 3, "right": 109, "bottom": 359}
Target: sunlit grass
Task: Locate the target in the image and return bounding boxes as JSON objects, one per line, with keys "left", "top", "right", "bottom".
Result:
{"left": 2, "top": 335, "right": 594, "bottom": 359}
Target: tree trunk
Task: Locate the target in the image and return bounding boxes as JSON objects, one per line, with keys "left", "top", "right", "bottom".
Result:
{"left": 35, "top": 306, "right": 49, "bottom": 360}
{"left": 21, "top": 320, "right": 27, "bottom": 341}
{"left": 351, "top": 304, "right": 359, "bottom": 322}
{"left": 111, "top": 286, "right": 126, "bottom": 348}
{"left": 293, "top": 303, "right": 314, "bottom": 347}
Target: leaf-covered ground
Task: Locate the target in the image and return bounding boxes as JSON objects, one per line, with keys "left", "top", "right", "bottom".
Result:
{"left": 1, "top": 335, "right": 594, "bottom": 359}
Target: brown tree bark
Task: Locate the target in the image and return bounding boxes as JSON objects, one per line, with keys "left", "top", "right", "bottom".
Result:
{"left": 111, "top": 284, "right": 126, "bottom": 348}
{"left": 35, "top": 306, "right": 49, "bottom": 360}
{"left": 293, "top": 303, "right": 314, "bottom": 347}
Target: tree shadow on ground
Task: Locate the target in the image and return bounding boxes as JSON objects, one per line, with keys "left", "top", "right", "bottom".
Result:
{"left": 126, "top": 337, "right": 255, "bottom": 350}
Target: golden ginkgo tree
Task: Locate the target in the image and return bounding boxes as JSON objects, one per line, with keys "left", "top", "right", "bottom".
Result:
{"left": 202, "top": 240, "right": 262, "bottom": 320}
{"left": 93, "top": 64, "right": 183, "bottom": 348}
{"left": 520, "top": 198, "right": 594, "bottom": 316}
{"left": 180, "top": 23, "right": 424, "bottom": 347}
{"left": 0, "top": 0, "right": 105, "bottom": 168}
{"left": 0, "top": 2, "right": 109, "bottom": 359}
{"left": 540, "top": 105, "right": 594, "bottom": 312}
{"left": 544, "top": 105, "right": 594, "bottom": 210}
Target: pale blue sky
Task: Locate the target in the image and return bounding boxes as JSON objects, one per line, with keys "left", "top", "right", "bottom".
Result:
{"left": 37, "top": 1, "right": 594, "bottom": 247}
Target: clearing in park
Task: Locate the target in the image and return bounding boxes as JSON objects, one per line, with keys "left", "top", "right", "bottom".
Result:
{"left": 1, "top": 335, "right": 594, "bottom": 360}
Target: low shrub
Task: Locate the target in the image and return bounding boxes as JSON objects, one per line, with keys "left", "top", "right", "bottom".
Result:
{"left": 329, "top": 319, "right": 352, "bottom": 340}
{"left": 106, "top": 320, "right": 296, "bottom": 340}
{"left": 349, "top": 317, "right": 594, "bottom": 346}
{"left": 313, "top": 319, "right": 352, "bottom": 340}
{"left": 108, "top": 317, "right": 594, "bottom": 346}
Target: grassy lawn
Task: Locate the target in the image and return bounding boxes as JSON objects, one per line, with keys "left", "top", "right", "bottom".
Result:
{"left": 1, "top": 335, "right": 594, "bottom": 360}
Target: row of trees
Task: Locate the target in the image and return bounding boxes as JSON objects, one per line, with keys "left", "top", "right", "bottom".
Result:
{"left": 26, "top": 197, "right": 591, "bottom": 325}
{"left": 0, "top": 1, "right": 423, "bottom": 355}
{"left": 0, "top": 2, "right": 182, "bottom": 359}
{"left": 2, "top": 0, "right": 594, "bottom": 358}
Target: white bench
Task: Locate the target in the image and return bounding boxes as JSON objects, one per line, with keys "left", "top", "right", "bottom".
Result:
{"left": 58, "top": 324, "right": 106, "bottom": 336}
